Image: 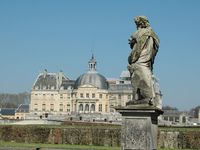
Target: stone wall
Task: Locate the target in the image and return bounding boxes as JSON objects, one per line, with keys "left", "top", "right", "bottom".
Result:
{"left": 0, "top": 124, "right": 199, "bottom": 149}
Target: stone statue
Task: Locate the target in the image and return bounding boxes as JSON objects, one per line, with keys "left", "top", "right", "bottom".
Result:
{"left": 127, "top": 16, "right": 161, "bottom": 107}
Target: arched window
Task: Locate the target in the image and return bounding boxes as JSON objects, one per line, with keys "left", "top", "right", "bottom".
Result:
{"left": 85, "top": 104, "right": 89, "bottom": 111}
{"left": 79, "top": 104, "right": 83, "bottom": 111}
{"left": 91, "top": 104, "right": 95, "bottom": 112}
{"left": 182, "top": 116, "right": 186, "bottom": 123}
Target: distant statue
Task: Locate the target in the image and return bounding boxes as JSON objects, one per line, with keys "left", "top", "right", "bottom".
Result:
{"left": 127, "top": 16, "right": 161, "bottom": 107}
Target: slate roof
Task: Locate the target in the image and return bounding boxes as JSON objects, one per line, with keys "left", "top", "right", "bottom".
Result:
{"left": 16, "top": 104, "right": 29, "bottom": 113}
{"left": 32, "top": 70, "right": 74, "bottom": 90}
{"left": 61, "top": 80, "right": 75, "bottom": 89}
{"left": 34, "top": 73, "right": 57, "bottom": 89}
{"left": 74, "top": 72, "right": 109, "bottom": 90}
{"left": 0, "top": 108, "right": 16, "bottom": 116}
{"left": 109, "top": 84, "right": 132, "bottom": 92}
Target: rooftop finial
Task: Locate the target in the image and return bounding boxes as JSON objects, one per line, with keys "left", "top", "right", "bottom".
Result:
{"left": 88, "top": 54, "right": 97, "bottom": 72}
{"left": 43, "top": 69, "right": 47, "bottom": 78}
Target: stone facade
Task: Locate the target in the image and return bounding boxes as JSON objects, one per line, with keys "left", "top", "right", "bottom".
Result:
{"left": 30, "top": 70, "right": 73, "bottom": 118}
{"left": 15, "top": 104, "right": 29, "bottom": 119}
{"left": 161, "top": 107, "right": 189, "bottom": 125}
{"left": 30, "top": 56, "right": 133, "bottom": 118}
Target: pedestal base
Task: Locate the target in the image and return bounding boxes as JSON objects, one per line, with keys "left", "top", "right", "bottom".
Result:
{"left": 116, "top": 105, "right": 163, "bottom": 150}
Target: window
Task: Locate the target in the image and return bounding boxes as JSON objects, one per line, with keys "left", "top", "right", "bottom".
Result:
{"left": 175, "top": 117, "right": 179, "bottom": 122}
{"left": 80, "top": 93, "right": 84, "bottom": 98}
{"left": 60, "top": 94, "right": 63, "bottom": 99}
{"left": 50, "top": 104, "right": 54, "bottom": 111}
{"left": 85, "top": 104, "right": 89, "bottom": 111}
{"left": 86, "top": 93, "right": 89, "bottom": 98}
{"left": 120, "top": 81, "right": 124, "bottom": 84}
{"left": 118, "top": 94, "right": 121, "bottom": 100}
{"left": 67, "top": 104, "right": 70, "bottom": 112}
{"left": 163, "top": 117, "right": 168, "bottom": 121}
{"left": 79, "top": 104, "right": 83, "bottom": 111}
{"left": 169, "top": 116, "right": 174, "bottom": 122}
{"left": 59, "top": 104, "right": 63, "bottom": 112}
{"left": 92, "top": 93, "right": 95, "bottom": 98}
{"left": 128, "top": 95, "right": 131, "bottom": 100}
{"left": 34, "top": 104, "right": 38, "bottom": 111}
{"left": 105, "top": 105, "right": 108, "bottom": 112}
{"left": 99, "top": 104, "right": 102, "bottom": 112}
{"left": 91, "top": 104, "right": 95, "bottom": 112}
{"left": 42, "top": 104, "right": 46, "bottom": 111}
{"left": 99, "top": 94, "right": 102, "bottom": 98}
{"left": 182, "top": 116, "right": 186, "bottom": 123}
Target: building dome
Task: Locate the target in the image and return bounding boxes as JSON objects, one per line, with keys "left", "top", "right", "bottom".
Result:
{"left": 74, "top": 72, "right": 109, "bottom": 89}
{"left": 120, "top": 70, "right": 131, "bottom": 81}
{"left": 74, "top": 55, "right": 109, "bottom": 90}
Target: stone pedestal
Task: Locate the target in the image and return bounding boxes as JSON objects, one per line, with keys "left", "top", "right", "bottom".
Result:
{"left": 116, "top": 105, "right": 163, "bottom": 150}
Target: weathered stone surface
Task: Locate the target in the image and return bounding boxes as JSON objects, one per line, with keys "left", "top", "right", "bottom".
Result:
{"left": 122, "top": 118, "right": 148, "bottom": 149}
{"left": 116, "top": 106, "right": 163, "bottom": 150}
{"left": 127, "top": 16, "right": 161, "bottom": 108}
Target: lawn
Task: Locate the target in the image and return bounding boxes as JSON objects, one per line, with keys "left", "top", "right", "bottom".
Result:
{"left": 0, "top": 141, "right": 118, "bottom": 150}
{"left": 0, "top": 141, "right": 196, "bottom": 150}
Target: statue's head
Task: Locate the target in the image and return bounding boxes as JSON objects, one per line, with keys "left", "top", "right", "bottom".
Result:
{"left": 134, "top": 16, "right": 150, "bottom": 29}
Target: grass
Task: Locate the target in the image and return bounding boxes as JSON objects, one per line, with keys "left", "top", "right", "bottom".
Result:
{"left": 161, "top": 149, "right": 196, "bottom": 150}
{"left": 0, "top": 141, "right": 197, "bottom": 150}
{"left": 0, "top": 141, "right": 119, "bottom": 150}
{"left": 159, "top": 125, "right": 200, "bottom": 132}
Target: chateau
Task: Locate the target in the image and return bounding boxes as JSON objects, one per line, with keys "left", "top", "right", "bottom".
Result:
{"left": 30, "top": 55, "right": 132, "bottom": 118}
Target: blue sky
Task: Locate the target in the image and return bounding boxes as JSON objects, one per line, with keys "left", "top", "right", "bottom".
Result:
{"left": 0, "top": 0, "right": 200, "bottom": 110}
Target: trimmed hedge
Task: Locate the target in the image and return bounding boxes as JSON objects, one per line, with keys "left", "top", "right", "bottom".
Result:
{"left": 0, "top": 123, "right": 199, "bottom": 149}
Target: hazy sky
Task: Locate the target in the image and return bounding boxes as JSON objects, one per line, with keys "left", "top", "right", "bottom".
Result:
{"left": 0, "top": 0, "right": 200, "bottom": 110}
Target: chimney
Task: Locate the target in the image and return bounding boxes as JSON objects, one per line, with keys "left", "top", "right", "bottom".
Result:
{"left": 57, "top": 70, "right": 63, "bottom": 89}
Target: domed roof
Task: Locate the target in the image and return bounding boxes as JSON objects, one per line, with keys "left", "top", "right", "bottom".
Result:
{"left": 74, "top": 55, "right": 109, "bottom": 90}
{"left": 74, "top": 71, "right": 109, "bottom": 90}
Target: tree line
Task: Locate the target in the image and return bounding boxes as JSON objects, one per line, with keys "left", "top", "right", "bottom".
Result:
{"left": 0, "top": 92, "right": 30, "bottom": 108}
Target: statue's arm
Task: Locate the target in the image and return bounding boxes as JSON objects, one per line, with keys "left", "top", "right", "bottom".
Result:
{"left": 129, "top": 36, "right": 147, "bottom": 64}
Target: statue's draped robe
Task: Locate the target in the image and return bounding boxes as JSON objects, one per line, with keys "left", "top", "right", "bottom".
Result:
{"left": 128, "top": 27, "right": 160, "bottom": 100}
